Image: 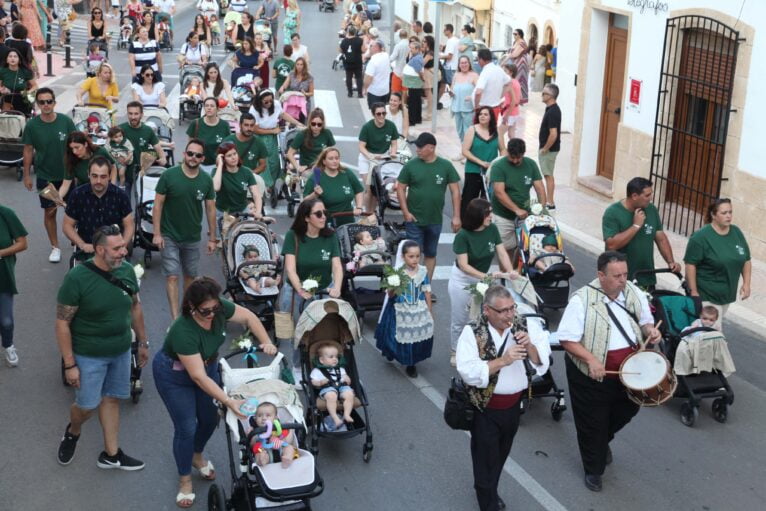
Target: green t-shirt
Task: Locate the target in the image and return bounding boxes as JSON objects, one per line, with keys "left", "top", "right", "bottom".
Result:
{"left": 273, "top": 57, "right": 295, "bottom": 91}
{"left": 453, "top": 224, "right": 502, "bottom": 273}
{"left": 68, "top": 146, "right": 115, "bottom": 184}
{"left": 162, "top": 298, "right": 236, "bottom": 360}
{"left": 223, "top": 133, "right": 267, "bottom": 171}
{"left": 56, "top": 261, "right": 138, "bottom": 357}
{"left": 0, "top": 66, "right": 33, "bottom": 92}
{"left": 119, "top": 122, "right": 160, "bottom": 182}
{"left": 303, "top": 170, "right": 363, "bottom": 226}
{"left": 155, "top": 165, "right": 216, "bottom": 243}
{"left": 187, "top": 118, "right": 232, "bottom": 165}
{"left": 290, "top": 129, "right": 336, "bottom": 167}
{"left": 213, "top": 165, "right": 256, "bottom": 213}
{"left": 489, "top": 156, "right": 542, "bottom": 220}
{"left": 281, "top": 229, "right": 341, "bottom": 289}
{"left": 684, "top": 224, "right": 750, "bottom": 305}
{"left": 358, "top": 119, "right": 399, "bottom": 155}
{"left": 21, "top": 114, "right": 76, "bottom": 181}
{"left": 397, "top": 156, "right": 460, "bottom": 226}
{"left": 602, "top": 202, "right": 663, "bottom": 287}
{"left": 0, "top": 205, "right": 28, "bottom": 294}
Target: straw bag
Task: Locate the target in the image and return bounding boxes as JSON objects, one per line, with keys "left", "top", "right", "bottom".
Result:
{"left": 274, "top": 233, "right": 298, "bottom": 340}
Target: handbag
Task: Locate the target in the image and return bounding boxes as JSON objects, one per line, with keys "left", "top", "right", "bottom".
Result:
{"left": 274, "top": 233, "right": 298, "bottom": 340}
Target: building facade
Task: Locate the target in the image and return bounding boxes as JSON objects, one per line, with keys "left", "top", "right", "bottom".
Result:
{"left": 491, "top": 0, "right": 560, "bottom": 53}
{"left": 393, "top": 0, "right": 493, "bottom": 44}
{"left": 558, "top": 0, "right": 765, "bottom": 258}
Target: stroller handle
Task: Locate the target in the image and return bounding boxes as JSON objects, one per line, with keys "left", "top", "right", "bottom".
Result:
{"left": 331, "top": 210, "right": 374, "bottom": 218}
{"left": 234, "top": 260, "right": 278, "bottom": 276}
{"left": 224, "top": 345, "right": 274, "bottom": 361}
{"left": 230, "top": 211, "right": 275, "bottom": 225}
{"left": 634, "top": 268, "right": 683, "bottom": 280}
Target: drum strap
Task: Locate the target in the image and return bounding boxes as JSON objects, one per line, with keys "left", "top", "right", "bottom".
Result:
{"left": 605, "top": 303, "right": 638, "bottom": 349}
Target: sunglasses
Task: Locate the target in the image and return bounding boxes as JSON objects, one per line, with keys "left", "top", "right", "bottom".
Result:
{"left": 311, "top": 209, "right": 328, "bottom": 219}
{"left": 143, "top": 73, "right": 154, "bottom": 77}
{"left": 186, "top": 150, "right": 205, "bottom": 159}
{"left": 487, "top": 304, "right": 518, "bottom": 315}
{"left": 196, "top": 305, "right": 222, "bottom": 317}
{"left": 310, "top": 121, "right": 323, "bottom": 127}
{"left": 374, "top": 112, "right": 386, "bottom": 117}
{"left": 37, "top": 98, "right": 54, "bottom": 105}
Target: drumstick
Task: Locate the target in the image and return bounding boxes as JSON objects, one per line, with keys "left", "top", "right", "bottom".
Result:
{"left": 604, "top": 370, "right": 641, "bottom": 375}
{"left": 640, "top": 320, "right": 664, "bottom": 351}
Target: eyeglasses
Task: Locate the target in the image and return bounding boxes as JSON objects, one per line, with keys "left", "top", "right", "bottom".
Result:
{"left": 310, "top": 122, "right": 323, "bottom": 127}
{"left": 97, "top": 224, "right": 121, "bottom": 236}
{"left": 487, "top": 303, "right": 517, "bottom": 315}
{"left": 311, "top": 209, "right": 328, "bottom": 218}
{"left": 374, "top": 112, "right": 386, "bottom": 117}
{"left": 196, "top": 305, "right": 222, "bottom": 317}
{"left": 186, "top": 151, "right": 205, "bottom": 159}
{"left": 513, "top": 32, "right": 519, "bottom": 36}
{"left": 37, "top": 98, "right": 54, "bottom": 105}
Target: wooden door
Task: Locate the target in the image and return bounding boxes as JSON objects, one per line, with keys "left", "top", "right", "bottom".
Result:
{"left": 596, "top": 26, "right": 628, "bottom": 180}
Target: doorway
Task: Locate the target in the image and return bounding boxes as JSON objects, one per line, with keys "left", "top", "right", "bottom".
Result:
{"left": 596, "top": 14, "right": 628, "bottom": 180}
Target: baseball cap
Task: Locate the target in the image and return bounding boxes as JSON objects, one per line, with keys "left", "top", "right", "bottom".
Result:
{"left": 414, "top": 132, "right": 437, "bottom": 147}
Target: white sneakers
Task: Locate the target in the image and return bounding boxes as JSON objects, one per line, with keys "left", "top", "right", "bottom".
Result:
{"left": 4, "top": 345, "right": 18, "bottom": 367}
{"left": 49, "top": 247, "right": 61, "bottom": 263}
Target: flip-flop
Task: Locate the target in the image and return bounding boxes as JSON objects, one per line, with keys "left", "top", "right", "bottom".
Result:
{"left": 196, "top": 460, "right": 215, "bottom": 480}
{"left": 176, "top": 491, "right": 195, "bottom": 508}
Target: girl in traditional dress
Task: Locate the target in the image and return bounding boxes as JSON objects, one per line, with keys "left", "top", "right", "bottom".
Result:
{"left": 375, "top": 240, "right": 434, "bottom": 378}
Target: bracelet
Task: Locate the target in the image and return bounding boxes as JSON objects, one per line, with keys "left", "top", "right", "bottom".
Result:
{"left": 138, "top": 341, "right": 150, "bottom": 349}
{"left": 632, "top": 224, "right": 641, "bottom": 230}
{"left": 63, "top": 363, "right": 77, "bottom": 370}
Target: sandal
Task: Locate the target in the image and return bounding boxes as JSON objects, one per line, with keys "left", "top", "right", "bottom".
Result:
{"left": 196, "top": 460, "right": 215, "bottom": 480}
{"left": 176, "top": 491, "right": 195, "bottom": 508}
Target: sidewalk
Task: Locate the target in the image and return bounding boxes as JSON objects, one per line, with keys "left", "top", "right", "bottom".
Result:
{"left": 409, "top": 94, "right": 766, "bottom": 338}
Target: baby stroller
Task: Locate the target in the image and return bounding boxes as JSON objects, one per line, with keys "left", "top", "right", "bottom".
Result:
{"left": 280, "top": 91, "right": 308, "bottom": 125}
{"left": 178, "top": 64, "right": 205, "bottom": 124}
{"left": 294, "top": 299, "right": 374, "bottom": 461}
{"left": 231, "top": 67, "right": 259, "bottom": 114}
{"left": 0, "top": 110, "right": 26, "bottom": 181}
{"left": 72, "top": 104, "right": 112, "bottom": 145}
{"left": 635, "top": 269, "right": 736, "bottom": 427}
{"left": 370, "top": 157, "right": 406, "bottom": 222}
{"left": 118, "top": 17, "right": 136, "bottom": 50}
{"left": 335, "top": 217, "right": 393, "bottom": 319}
{"left": 254, "top": 19, "right": 272, "bottom": 42}
{"left": 83, "top": 39, "right": 109, "bottom": 77}
{"left": 142, "top": 107, "right": 175, "bottom": 166}
{"left": 319, "top": 0, "right": 335, "bottom": 12}
{"left": 132, "top": 165, "right": 165, "bottom": 268}
{"left": 266, "top": 125, "right": 292, "bottom": 211}
{"left": 281, "top": 126, "right": 304, "bottom": 218}
{"left": 211, "top": 347, "right": 324, "bottom": 510}
{"left": 156, "top": 13, "right": 173, "bottom": 52}
{"left": 223, "top": 216, "right": 281, "bottom": 334}
{"left": 515, "top": 213, "right": 574, "bottom": 312}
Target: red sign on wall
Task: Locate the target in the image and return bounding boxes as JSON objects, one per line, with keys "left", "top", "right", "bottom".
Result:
{"left": 629, "top": 79, "right": 641, "bottom": 105}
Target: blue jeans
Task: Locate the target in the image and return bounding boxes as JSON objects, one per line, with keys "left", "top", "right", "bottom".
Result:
{"left": 453, "top": 111, "right": 474, "bottom": 142}
{"left": 153, "top": 350, "right": 221, "bottom": 476}
{"left": 0, "top": 293, "right": 14, "bottom": 348}
{"left": 404, "top": 222, "right": 442, "bottom": 258}
{"left": 73, "top": 350, "right": 131, "bottom": 410}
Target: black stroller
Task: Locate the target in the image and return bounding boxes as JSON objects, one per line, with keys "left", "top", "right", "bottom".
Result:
{"left": 132, "top": 165, "right": 165, "bottom": 267}
{"left": 636, "top": 269, "right": 735, "bottom": 427}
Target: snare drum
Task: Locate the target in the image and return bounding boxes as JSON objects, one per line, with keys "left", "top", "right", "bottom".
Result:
{"left": 619, "top": 350, "right": 677, "bottom": 407}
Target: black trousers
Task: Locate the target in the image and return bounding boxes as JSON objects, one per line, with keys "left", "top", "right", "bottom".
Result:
{"left": 345, "top": 67, "right": 363, "bottom": 96}
{"left": 470, "top": 402, "right": 521, "bottom": 511}
{"left": 461, "top": 172, "right": 487, "bottom": 221}
{"left": 366, "top": 91, "right": 390, "bottom": 111}
{"left": 407, "top": 88, "right": 423, "bottom": 126}
{"left": 565, "top": 356, "right": 639, "bottom": 476}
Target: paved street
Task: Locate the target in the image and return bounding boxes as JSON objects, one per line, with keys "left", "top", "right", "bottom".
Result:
{"left": 1, "top": 2, "right": 765, "bottom": 510}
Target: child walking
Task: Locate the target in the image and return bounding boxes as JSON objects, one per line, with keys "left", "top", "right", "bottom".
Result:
{"left": 374, "top": 240, "right": 434, "bottom": 378}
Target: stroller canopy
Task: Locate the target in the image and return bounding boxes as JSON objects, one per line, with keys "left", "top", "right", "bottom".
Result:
{"left": 293, "top": 299, "right": 362, "bottom": 348}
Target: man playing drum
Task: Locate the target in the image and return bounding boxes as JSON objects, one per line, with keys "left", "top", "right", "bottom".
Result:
{"left": 557, "top": 251, "right": 661, "bottom": 492}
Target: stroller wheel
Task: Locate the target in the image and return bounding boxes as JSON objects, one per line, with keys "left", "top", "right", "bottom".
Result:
{"left": 712, "top": 398, "right": 728, "bottom": 423}
{"left": 550, "top": 401, "right": 565, "bottom": 422}
{"left": 269, "top": 186, "right": 278, "bottom": 209}
{"left": 144, "top": 250, "right": 152, "bottom": 268}
{"left": 207, "top": 484, "right": 227, "bottom": 511}
{"left": 287, "top": 200, "right": 295, "bottom": 218}
{"left": 680, "top": 402, "right": 698, "bottom": 427}
{"left": 362, "top": 443, "right": 373, "bottom": 463}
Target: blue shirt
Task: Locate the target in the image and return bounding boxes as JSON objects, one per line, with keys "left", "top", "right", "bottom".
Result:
{"left": 65, "top": 184, "right": 132, "bottom": 243}
{"left": 408, "top": 54, "right": 425, "bottom": 73}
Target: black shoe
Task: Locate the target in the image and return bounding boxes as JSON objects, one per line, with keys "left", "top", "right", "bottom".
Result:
{"left": 584, "top": 474, "right": 602, "bottom": 492}
{"left": 605, "top": 446, "right": 613, "bottom": 465}
{"left": 358, "top": 93, "right": 364, "bottom": 99}
{"left": 97, "top": 448, "right": 145, "bottom": 471}
{"left": 347, "top": 91, "right": 353, "bottom": 97}
{"left": 405, "top": 365, "right": 418, "bottom": 378}
{"left": 57, "top": 423, "right": 80, "bottom": 465}
{"left": 430, "top": 292, "right": 438, "bottom": 304}
{"left": 437, "top": 102, "right": 444, "bottom": 110}
{"left": 498, "top": 497, "right": 506, "bottom": 510}
{"left": 546, "top": 203, "right": 556, "bottom": 210}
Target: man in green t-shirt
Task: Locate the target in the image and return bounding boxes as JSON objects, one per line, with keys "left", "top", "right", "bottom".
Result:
{"left": 119, "top": 101, "right": 168, "bottom": 197}
{"left": 153, "top": 139, "right": 217, "bottom": 320}
{"left": 358, "top": 102, "right": 399, "bottom": 211}
{"left": 55, "top": 226, "right": 148, "bottom": 469}
{"left": 21, "top": 88, "right": 77, "bottom": 263}
{"left": 273, "top": 45, "right": 295, "bottom": 92}
{"left": 490, "top": 138, "right": 547, "bottom": 250}
{"left": 396, "top": 132, "right": 460, "bottom": 282}
{"left": 0, "top": 204, "right": 28, "bottom": 367}
{"left": 602, "top": 177, "right": 680, "bottom": 287}
{"left": 223, "top": 113, "right": 267, "bottom": 176}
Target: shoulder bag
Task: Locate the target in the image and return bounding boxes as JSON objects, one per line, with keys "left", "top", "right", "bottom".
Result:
{"left": 82, "top": 261, "right": 135, "bottom": 297}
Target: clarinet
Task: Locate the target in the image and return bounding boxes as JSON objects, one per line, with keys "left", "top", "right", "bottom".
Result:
{"left": 511, "top": 315, "right": 536, "bottom": 399}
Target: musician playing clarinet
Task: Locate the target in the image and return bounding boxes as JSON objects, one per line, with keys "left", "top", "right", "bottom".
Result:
{"left": 456, "top": 285, "right": 550, "bottom": 511}
{"left": 558, "top": 251, "right": 661, "bottom": 492}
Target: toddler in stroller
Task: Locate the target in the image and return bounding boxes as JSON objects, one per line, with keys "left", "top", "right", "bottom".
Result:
{"left": 86, "top": 114, "right": 108, "bottom": 145}
{"left": 119, "top": 17, "right": 135, "bottom": 49}
{"left": 84, "top": 41, "right": 107, "bottom": 77}
{"left": 248, "top": 402, "right": 297, "bottom": 469}
{"left": 530, "top": 234, "right": 575, "bottom": 273}
{"left": 353, "top": 230, "right": 387, "bottom": 268}
{"left": 239, "top": 245, "right": 281, "bottom": 294}
{"left": 310, "top": 341, "right": 356, "bottom": 431}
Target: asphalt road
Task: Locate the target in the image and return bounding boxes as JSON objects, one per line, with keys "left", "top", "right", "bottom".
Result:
{"left": 1, "top": 2, "right": 765, "bottom": 510}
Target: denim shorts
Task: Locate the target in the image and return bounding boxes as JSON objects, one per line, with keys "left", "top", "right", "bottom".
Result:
{"left": 161, "top": 238, "right": 201, "bottom": 277}
{"left": 319, "top": 385, "right": 352, "bottom": 398}
{"left": 404, "top": 222, "right": 442, "bottom": 258}
{"left": 73, "top": 349, "right": 131, "bottom": 410}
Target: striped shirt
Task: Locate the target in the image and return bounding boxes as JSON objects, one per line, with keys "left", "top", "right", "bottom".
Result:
{"left": 129, "top": 39, "right": 159, "bottom": 72}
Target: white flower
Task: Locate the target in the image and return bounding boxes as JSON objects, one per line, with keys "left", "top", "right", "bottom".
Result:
{"left": 530, "top": 203, "right": 543, "bottom": 215}
{"left": 133, "top": 264, "right": 145, "bottom": 280}
{"left": 302, "top": 278, "right": 319, "bottom": 291}
{"left": 387, "top": 274, "right": 401, "bottom": 287}
{"left": 238, "top": 338, "right": 253, "bottom": 350}
{"left": 476, "top": 282, "right": 489, "bottom": 296}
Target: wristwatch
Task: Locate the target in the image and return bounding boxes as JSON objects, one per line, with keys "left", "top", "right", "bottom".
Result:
{"left": 138, "top": 340, "right": 150, "bottom": 349}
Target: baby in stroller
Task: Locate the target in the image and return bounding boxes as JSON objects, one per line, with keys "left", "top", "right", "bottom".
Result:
{"left": 310, "top": 341, "right": 356, "bottom": 431}
{"left": 181, "top": 76, "right": 202, "bottom": 103}
{"left": 86, "top": 114, "right": 108, "bottom": 145}
{"left": 239, "top": 245, "right": 281, "bottom": 293}
{"left": 120, "top": 17, "right": 135, "bottom": 46}
{"left": 353, "top": 231, "right": 387, "bottom": 268}
{"left": 105, "top": 126, "right": 134, "bottom": 188}
{"left": 248, "top": 402, "right": 297, "bottom": 469}
{"left": 530, "top": 234, "right": 575, "bottom": 273}
{"left": 85, "top": 41, "right": 106, "bottom": 77}
{"left": 682, "top": 305, "right": 719, "bottom": 333}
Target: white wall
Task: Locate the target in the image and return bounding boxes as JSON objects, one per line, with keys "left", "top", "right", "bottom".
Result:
{"left": 578, "top": 10, "right": 609, "bottom": 177}
{"left": 555, "top": 0, "right": 584, "bottom": 134}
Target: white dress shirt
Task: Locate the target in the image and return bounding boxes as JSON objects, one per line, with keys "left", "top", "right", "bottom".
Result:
{"left": 457, "top": 319, "right": 550, "bottom": 393}
{"left": 556, "top": 291, "right": 653, "bottom": 350}
{"left": 444, "top": 36, "right": 460, "bottom": 70}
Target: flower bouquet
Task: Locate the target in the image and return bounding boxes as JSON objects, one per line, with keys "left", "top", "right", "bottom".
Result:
{"left": 466, "top": 275, "right": 494, "bottom": 320}
{"left": 525, "top": 199, "right": 549, "bottom": 217}
{"left": 38, "top": 183, "right": 65, "bottom": 207}
{"left": 133, "top": 264, "right": 145, "bottom": 288}
{"left": 380, "top": 265, "right": 410, "bottom": 296}
{"left": 230, "top": 329, "right": 259, "bottom": 362}
{"left": 301, "top": 274, "right": 322, "bottom": 294}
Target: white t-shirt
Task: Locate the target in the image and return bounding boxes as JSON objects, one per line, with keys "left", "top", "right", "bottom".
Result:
{"left": 154, "top": 0, "right": 175, "bottom": 13}
{"left": 475, "top": 62, "right": 510, "bottom": 107}
{"left": 386, "top": 105, "right": 403, "bottom": 135}
{"left": 365, "top": 51, "right": 391, "bottom": 96}
{"left": 444, "top": 36, "right": 460, "bottom": 70}
{"left": 290, "top": 45, "right": 308, "bottom": 62}
{"left": 180, "top": 42, "right": 209, "bottom": 64}
{"left": 309, "top": 366, "right": 348, "bottom": 385}
{"left": 131, "top": 81, "right": 166, "bottom": 106}
{"left": 229, "top": 0, "right": 247, "bottom": 12}
{"left": 249, "top": 100, "right": 283, "bottom": 129}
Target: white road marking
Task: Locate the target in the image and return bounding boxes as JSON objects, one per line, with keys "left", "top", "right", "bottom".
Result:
{"left": 166, "top": 83, "right": 181, "bottom": 120}
{"left": 333, "top": 135, "right": 359, "bottom": 142}
{"left": 314, "top": 89, "right": 343, "bottom": 128}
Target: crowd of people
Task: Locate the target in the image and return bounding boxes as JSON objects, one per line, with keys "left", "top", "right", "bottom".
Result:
{"left": 0, "top": 1, "right": 755, "bottom": 510}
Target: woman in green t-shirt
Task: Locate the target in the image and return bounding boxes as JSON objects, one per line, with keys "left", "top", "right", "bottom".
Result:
{"left": 60, "top": 131, "right": 116, "bottom": 197}
{"left": 303, "top": 147, "right": 364, "bottom": 227}
{"left": 286, "top": 108, "right": 336, "bottom": 173}
{"left": 448, "top": 198, "right": 518, "bottom": 366}
{"left": 460, "top": 106, "right": 505, "bottom": 220}
{"left": 186, "top": 97, "right": 232, "bottom": 171}
{"left": 153, "top": 277, "right": 277, "bottom": 507}
{"left": 684, "top": 199, "right": 751, "bottom": 327}
{"left": 0, "top": 48, "right": 37, "bottom": 116}
{"left": 212, "top": 142, "right": 263, "bottom": 227}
